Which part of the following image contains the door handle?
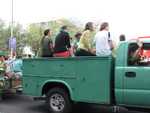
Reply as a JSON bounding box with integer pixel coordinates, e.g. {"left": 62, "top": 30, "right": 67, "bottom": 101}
{"left": 125, "top": 72, "right": 136, "bottom": 78}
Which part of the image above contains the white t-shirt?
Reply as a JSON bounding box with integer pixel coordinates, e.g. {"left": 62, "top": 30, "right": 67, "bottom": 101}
{"left": 94, "top": 31, "right": 111, "bottom": 56}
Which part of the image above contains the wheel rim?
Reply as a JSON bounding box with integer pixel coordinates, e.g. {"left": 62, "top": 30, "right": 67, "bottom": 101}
{"left": 50, "top": 93, "right": 65, "bottom": 112}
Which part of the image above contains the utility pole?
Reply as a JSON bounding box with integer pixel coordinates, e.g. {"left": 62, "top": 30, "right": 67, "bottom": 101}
{"left": 11, "top": 0, "right": 14, "bottom": 38}
{"left": 10, "top": 0, "right": 15, "bottom": 58}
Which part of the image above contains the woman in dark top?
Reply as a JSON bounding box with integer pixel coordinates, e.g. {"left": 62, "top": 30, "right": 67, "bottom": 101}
{"left": 54, "top": 26, "right": 72, "bottom": 57}
{"left": 41, "top": 29, "right": 53, "bottom": 57}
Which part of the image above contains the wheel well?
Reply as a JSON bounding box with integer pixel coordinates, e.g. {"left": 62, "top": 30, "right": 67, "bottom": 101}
{"left": 42, "top": 82, "right": 71, "bottom": 98}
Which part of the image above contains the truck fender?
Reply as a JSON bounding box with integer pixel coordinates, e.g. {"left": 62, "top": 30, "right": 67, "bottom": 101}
{"left": 41, "top": 80, "right": 73, "bottom": 100}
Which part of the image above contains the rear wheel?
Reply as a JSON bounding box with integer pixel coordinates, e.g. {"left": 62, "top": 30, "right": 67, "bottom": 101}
{"left": 46, "top": 87, "right": 72, "bottom": 113}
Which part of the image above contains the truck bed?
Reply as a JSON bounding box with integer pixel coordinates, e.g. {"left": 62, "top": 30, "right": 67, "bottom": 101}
{"left": 23, "top": 56, "right": 113, "bottom": 104}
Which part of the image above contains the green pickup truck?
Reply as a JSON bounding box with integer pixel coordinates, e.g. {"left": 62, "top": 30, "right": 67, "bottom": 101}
{"left": 23, "top": 39, "right": 150, "bottom": 113}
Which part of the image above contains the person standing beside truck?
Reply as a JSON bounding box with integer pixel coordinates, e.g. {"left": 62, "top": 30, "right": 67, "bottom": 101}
{"left": 54, "top": 26, "right": 72, "bottom": 57}
{"left": 94, "top": 22, "right": 114, "bottom": 56}
{"left": 41, "top": 29, "right": 53, "bottom": 57}
{"left": 75, "top": 22, "right": 95, "bottom": 56}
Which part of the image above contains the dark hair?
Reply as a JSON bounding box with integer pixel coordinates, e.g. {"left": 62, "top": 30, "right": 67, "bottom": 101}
{"left": 100, "top": 22, "right": 109, "bottom": 31}
{"left": 84, "top": 22, "right": 93, "bottom": 31}
{"left": 44, "top": 29, "right": 50, "bottom": 36}
{"left": 75, "top": 32, "right": 82, "bottom": 38}
{"left": 119, "top": 34, "right": 126, "bottom": 41}
{"left": 61, "top": 25, "right": 67, "bottom": 30}
{"left": 41, "top": 29, "right": 50, "bottom": 44}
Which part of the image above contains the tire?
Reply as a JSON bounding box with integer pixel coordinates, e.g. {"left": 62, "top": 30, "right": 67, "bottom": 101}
{"left": 46, "top": 87, "right": 72, "bottom": 113}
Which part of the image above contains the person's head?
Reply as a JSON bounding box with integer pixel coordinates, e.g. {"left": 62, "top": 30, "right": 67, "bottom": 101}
{"left": 44, "top": 29, "right": 51, "bottom": 37}
{"left": 137, "top": 40, "right": 143, "bottom": 48}
{"left": 75, "top": 32, "right": 82, "bottom": 40}
{"left": 84, "top": 22, "right": 94, "bottom": 31}
{"left": 61, "top": 25, "right": 68, "bottom": 32}
{"left": 119, "top": 34, "right": 126, "bottom": 41}
{"left": 100, "top": 22, "right": 109, "bottom": 31}
{"left": 28, "top": 54, "right": 32, "bottom": 58}
{"left": 41, "top": 29, "right": 51, "bottom": 44}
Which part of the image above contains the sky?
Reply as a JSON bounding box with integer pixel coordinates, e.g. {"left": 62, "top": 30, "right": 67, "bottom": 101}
{"left": 0, "top": 0, "right": 150, "bottom": 41}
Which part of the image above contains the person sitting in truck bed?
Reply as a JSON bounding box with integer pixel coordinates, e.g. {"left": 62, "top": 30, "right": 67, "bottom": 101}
{"left": 94, "top": 22, "right": 114, "bottom": 56}
{"left": 54, "top": 26, "right": 72, "bottom": 57}
{"left": 72, "top": 32, "right": 82, "bottom": 54}
{"left": 75, "top": 22, "right": 95, "bottom": 56}
{"left": 41, "top": 29, "right": 53, "bottom": 57}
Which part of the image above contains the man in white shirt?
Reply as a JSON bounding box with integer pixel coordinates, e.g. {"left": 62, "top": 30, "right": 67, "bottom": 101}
{"left": 94, "top": 22, "right": 113, "bottom": 56}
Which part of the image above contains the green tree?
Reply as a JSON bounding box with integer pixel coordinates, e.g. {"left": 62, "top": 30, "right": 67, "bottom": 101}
{"left": 27, "top": 18, "right": 82, "bottom": 56}
{"left": 0, "top": 18, "right": 83, "bottom": 56}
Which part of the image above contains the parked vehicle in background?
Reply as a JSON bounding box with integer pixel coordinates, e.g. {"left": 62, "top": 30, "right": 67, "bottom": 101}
{"left": 0, "top": 51, "right": 22, "bottom": 99}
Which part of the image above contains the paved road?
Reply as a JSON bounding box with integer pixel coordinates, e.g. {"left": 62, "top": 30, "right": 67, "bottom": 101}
{"left": 0, "top": 94, "right": 149, "bottom": 113}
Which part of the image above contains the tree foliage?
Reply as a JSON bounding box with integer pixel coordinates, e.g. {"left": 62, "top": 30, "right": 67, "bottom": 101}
{"left": 0, "top": 18, "right": 82, "bottom": 56}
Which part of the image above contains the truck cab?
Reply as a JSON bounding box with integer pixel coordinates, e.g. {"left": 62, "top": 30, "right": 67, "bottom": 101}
{"left": 115, "top": 39, "right": 150, "bottom": 107}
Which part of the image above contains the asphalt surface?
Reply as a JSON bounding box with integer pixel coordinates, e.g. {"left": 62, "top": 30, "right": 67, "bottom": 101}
{"left": 0, "top": 94, "right": 150, "bottom": 113}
